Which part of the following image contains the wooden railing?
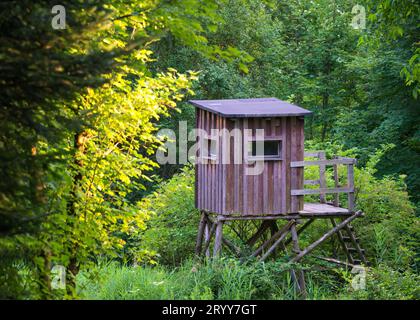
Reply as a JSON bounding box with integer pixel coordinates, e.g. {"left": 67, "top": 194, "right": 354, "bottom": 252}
{"left": 291, "top": 151, "right": 356, "bottom": 212}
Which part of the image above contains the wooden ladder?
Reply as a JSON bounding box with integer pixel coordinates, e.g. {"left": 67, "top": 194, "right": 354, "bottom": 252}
{"left": 331, "top": 218, "right": 368, "bottom": 266}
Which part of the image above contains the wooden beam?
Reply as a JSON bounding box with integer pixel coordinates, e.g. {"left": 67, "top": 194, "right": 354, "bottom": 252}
{"left": 304, "top": 179, "right": 320, "bottom": 186}
{"left": 333, "top": 160, "right": 339, "bottom": 207}
{"left": 316, "top": 256, "right": 356, "bottom": 268}
{"left": 195, "top": 211, "right": 207, "bottom": 255}
{"left": 291, "top": 211, "right": 363, "bottom": 263}
{"left": 213, "top": 221, "right": 224, "bottom": 257}
{"left": 330, "top": 218, "right": 355, "bottom": 264}
{"left": 218, "top": 212, "right": 352, "bottom": 221}
{"left": 252, "top": 221, "right": 294, "bottom": 258}
{"left": 284, "top": 218, "right": 314, "bottom": 246}
{"left": 259, "top": 223, "right": 293, "bottom": 261}
{"left": 347, "top": 164, "right": 355, "bottom": 212}
{"left": 343, "top": 223, "right": 368, "bottom": 265}
{"left": 222, "top": 238, "right": 240, "bottom": 256}
{"left": 202, "top": 222, "right": 216, "bottom": 255}
{"left": 318, "top": 151, "right": 326, "bottom": 203}
{"left": 290, "top": 223, "right": 307, "bottom": 297}
{"left": 246, "top": 220, "right": 272, "bottom": 246}
{"left": 291, "top": 187, "right": 353, "bottom": 196}
{"left": 291, "top": 158, "right": 356, "bottom": 167}
{"left": 304, "top": 151, "right": 323, "bottom": 157}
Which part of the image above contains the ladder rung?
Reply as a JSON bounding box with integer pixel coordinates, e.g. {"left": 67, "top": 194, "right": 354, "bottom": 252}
{"left": 343, "top": 236, "right": 359, "bottom": 242}
{"left": 347, "top": 247, "right": 365, "bottom": 253}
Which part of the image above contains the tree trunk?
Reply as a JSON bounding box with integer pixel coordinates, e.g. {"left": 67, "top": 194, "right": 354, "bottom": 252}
{"left": 66, "top": 131, "right": 88, "bottom": 295}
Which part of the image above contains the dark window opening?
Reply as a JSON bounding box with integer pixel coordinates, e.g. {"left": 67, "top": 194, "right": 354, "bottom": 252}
{"left": 203, "top": 138, "right": 217, "bottom": 160}
{"left": 248, "top": 140, "right": 282, "bottom": 160}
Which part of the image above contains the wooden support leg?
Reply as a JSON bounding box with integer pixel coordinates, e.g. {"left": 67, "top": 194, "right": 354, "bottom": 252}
{"left": 252, "top": 221, "right": 294, "bottom": 259}
{"left": 195, "top": 211, "right": 207, "bottom": 256}
{"left": 284, "top": 218, "right": 314, "bottom": 247}
{"left": 203, "top": 222, "right": 216, "bottom": 257}
{"left": 259, "top": 224, "right": 291, "bottom": 261}
{"left": 269, "top": 221, "right": 279, "bottom": 258}
{"left": 204, "top": 220, "right": 211, "bottom": 257}
{"left": 246, "top": 220, "right": 272, "bottom": 247}
{"left": 290, "top": 222, "right": 307, "bottom": 298}
{"left": 291, "top": 211, "right": 363, "bottom": 263}
{"left": 213, "top": 221, "right": 224, "bottom": 257}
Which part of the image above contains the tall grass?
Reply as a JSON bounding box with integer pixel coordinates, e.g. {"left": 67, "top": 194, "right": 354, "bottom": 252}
{"left": 77, "top": 259, "right": 337, "bottom": 300}
{"left": 77, "top": 258, "right": 419, "bottom": 300}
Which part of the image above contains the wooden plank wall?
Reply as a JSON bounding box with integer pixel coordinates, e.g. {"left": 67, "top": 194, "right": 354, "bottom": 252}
{"left": 196, "top": 108, "right": 224, "bottom": 213}
{"left": 195, "top": 109, "right": 305, "bottom": 215}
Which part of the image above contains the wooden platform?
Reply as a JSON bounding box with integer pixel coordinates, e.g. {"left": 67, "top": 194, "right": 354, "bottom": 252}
{"left": 299, "top": 203, "right": 351, "bottom": 214}
{"left": 213, "top": 203, "right": 353, "bottom": 221}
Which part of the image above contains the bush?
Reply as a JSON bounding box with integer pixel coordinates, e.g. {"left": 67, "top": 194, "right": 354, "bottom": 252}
{"left": 337, "top": 264, "right": 420, "bottom": 300}
{"left": 139, "top": 166, "right": 200, "bottom": 265}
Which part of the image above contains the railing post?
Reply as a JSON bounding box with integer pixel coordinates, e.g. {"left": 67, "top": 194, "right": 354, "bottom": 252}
{"left": 347, "top": 163, "right": 355, "bottom": 212}
{"left": 333, "top": 156, "right": 339, "bottom": 207}
{"left": 318, "top": 151, "right": 326, "bottom": 203}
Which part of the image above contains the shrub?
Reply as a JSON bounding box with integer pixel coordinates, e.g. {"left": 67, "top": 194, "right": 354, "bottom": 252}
{"left": 139, "top": 166, "right": 200, "bottom": 265}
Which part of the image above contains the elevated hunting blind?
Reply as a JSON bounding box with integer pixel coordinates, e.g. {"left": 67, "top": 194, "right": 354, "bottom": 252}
{"left": 189, "top": 97, "right": 367, "bottom": 297}
{"left": 190, "top": 97, "right": 311, "bottom": 215}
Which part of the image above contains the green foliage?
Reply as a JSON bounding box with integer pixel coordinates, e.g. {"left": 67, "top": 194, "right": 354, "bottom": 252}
{"left": 365, "top": 0, "right": 420, "bottom": 97}
{"left": 337, "top": 264, "right": 420, "bottom": 300}
{"left": 78, "top": 258, "right": 419, "bottom": 300}
{"left": 77, "top": 259, "right": 326, "bottom": 300}
{"left": 0, "top": 0, "right": 246, "bottom": 298}
{"left": 139, "top": 166, "right": 199, "bottom": 265}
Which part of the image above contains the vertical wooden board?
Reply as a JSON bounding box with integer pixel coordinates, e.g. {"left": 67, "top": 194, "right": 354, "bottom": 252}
{"left": 201, "top": 109, "right": 206, "bottom": 210}
{"left": 222, "top": 117, "right": 227, "bottom": 214}
{"left": 253, "top": 117, "right": 260, "bottom": 214}
{"left": 262, "top": 119, "right": 269, "bottom": 213}
{"left": 297, "top": 117, "right": 305, "bottom": 210}
{"left": 290, "top": 116, "right": 298, "bottom": 213}
{"left": 233, "top": 119, "right": 240, "bottom": 213}
{"left": 259, "top": 119, "right": 265, "bottom": 214}
{"left": 268, "top": 119, "right": 276, "bottom": 214}
{"left": 225, "top": 118, "right": 234, "bottom": 213}
{"left": 195, "top": 108, "right": 198, "bottom": 208}
{"left": 210, "top": 112, "right": 215, "bottom": 212}
{"left": 286, "top": 117, "right": 292, "bottom": 213}
{"left": 238, "top": 118, "right": 244, "bottom": 214}
{"left": 196, "top": 108, "right": 200, "bottom": 209}
{"left": 281, "top": 117, "right": 287, "bottom": 213}
{"left": 218, "top": 114, "right": 223, "bottom": 214}
{"left": 214, "top": 114, "right": 218, "bottom": 213}
{"left": 242, "top": 118, "right": 248, "bottom": 215}
{"left": 205, "top": 110, "right": 210, "bottom": 211}
{"left": 247, "top": 118, "right": 255, "bottom": 215}
{"left": 199, "top": 109, "right": 204, "bottom": 210}
{"left": 273, "top": 160, "right": 280, "bottom": 213}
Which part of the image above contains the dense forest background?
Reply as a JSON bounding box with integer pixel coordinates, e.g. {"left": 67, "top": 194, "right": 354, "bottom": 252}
{"left": 0, "top": 0, "right": 419, "bottom": 299}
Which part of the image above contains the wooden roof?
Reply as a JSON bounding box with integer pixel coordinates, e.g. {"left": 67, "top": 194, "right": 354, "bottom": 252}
{"left": 189, "top": 97, "right": 312, "bottom": 118}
